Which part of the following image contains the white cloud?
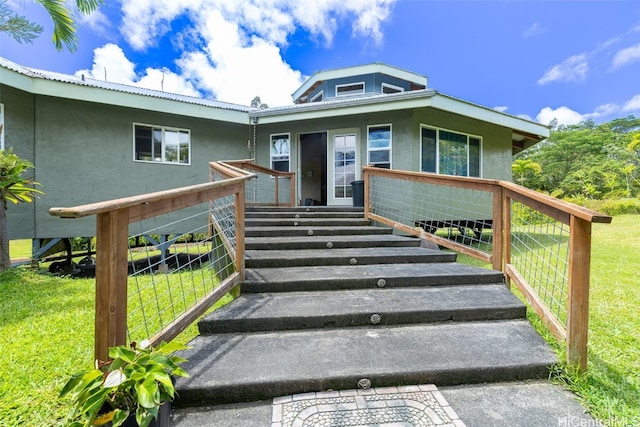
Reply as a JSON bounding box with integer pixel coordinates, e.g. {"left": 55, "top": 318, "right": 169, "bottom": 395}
{"left": 536, "top": 106, "right": 585, "bottom": 126}
{"left": 536, "top": 94, "right": 640, "bottom": 126}
{"left": 611, "top": 43, "right": 640, "bottom": 70}
{"left": 622, "top": 94, "right": 640, "bottom": 112}
{"left": 75, "top": 43, "right": 200, "bottom": 97}
{"left": 493, "top": 106, "right": 509, "bottom": 113}
{"left": 109, "top": 0, "right": 395, "bottom": 105}
{"left": 523, "top": 22, "right": 544, "bottom": 38}
{"left": 537, "top": 54, "right": 589, "bottom": 85}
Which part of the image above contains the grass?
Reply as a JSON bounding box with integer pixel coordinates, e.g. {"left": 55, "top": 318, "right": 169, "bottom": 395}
{"left": 0, "top": 267, "right": 230, "bottom": 426}
{"left": 9, "top": 239, "right": 32, "bottom": 260}
{"left": 455, "top": 214, "right": 640, "bottom": 426}
{"left": 2, "top": 215, "right": 638, "bottom": 426}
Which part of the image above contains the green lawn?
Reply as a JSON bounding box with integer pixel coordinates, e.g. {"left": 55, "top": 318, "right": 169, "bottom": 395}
{"left": 9, "top": 239, "right": 32, "bottom": 261}
{"left": 1, "top": 215, "right": 638, "bottom": 426}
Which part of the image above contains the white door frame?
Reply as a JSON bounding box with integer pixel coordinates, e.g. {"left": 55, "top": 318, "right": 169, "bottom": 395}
{"left": 328, "top": 128, "right": 361, "bottom": 206}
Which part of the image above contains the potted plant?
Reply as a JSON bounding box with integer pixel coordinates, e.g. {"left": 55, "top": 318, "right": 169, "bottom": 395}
{"left": 60, "top": 340, "right": 190, "bottom": 427}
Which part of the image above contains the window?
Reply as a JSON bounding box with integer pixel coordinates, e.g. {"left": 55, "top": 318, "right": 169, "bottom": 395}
{"left": 310, "top": 91, "right": 323, "bottom": 102}
{"left": 367, "top": 124, "right": 391, "bottom": 169}
{"left": 271, "top": 133, "right": 290, "bottom": 172}
{"left": 382, "top": 83, "right": 403, "bottom": 94}
{"left": 421, "top": 126, "right": 482, "bottom": 177}
{"left": 134, "top": 124, "right": 190, "bottom": 165}
{"left": 0, "top": 104, "right": 4, "bottom": 150}
{"left": 336, "top": 82, "right": 365, "bottom": 97}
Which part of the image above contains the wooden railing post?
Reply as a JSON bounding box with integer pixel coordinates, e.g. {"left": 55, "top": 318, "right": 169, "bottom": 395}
{"left": 95, "top": 208, "right": 129, "bottom": 361}
{"left": 502, "top": 193, "right": 512, "bottom": 288}
{"left": 233, "top": 186, "right": 245, "bottom": 298}
{"left": 567, "top": 215, "right": 592, "bottom": 371}
{"left": 363, "top": 169, "right": 370, "bottom": 218}
{"left": 492, "top": 185, "right": 503, "bottom": 272}
{"left": 274, "top": 174, "right": 279, "bottom": 206}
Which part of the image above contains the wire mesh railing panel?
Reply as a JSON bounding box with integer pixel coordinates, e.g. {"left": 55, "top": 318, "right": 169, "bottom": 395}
{"left": 126, "top": 201, "right": 236, "bottom": 344}
{"left": 277, "top": 176, "right": 293, "bottom": 205}
{"left": 368, "top": 174, "right": 495, "bottom": 255}
{"left": 510, "top": 201, "right": 570, "bottom": 326}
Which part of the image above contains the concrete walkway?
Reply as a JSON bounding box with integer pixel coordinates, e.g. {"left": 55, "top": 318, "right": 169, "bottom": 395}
{"left": 172, "top": 380, "right": 599, "bottom": 426}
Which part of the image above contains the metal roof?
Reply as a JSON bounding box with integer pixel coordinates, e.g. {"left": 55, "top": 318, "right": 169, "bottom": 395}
{"left": 0, "top": 57, "right": 251, "bottom": 113}
{"left": 0, "top": 56, "right": 548, "bottom": 146}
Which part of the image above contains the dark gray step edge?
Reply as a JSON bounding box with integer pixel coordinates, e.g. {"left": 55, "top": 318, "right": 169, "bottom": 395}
{"left": 245, "top": 219, "right": 371, "bottom": 227}
{"left": 245, "top": 249, "right": 456, "bottom": 268}
{"left": 242, "top": 264, "right": 505, "bottom": 293}
{"left": 245, "top": 235, "right": 422, "bottom": 250}
{"left": 246, "top": 207, "right": 364, "bottom": 213}
{"left": 245, "top": 212, "right": 365, "bottom": 219}
{"left": 198, "top": 285, "right": 525, "bottom": 334}
{"left": 245, "top": 227, "right": 393, "bottom": 237}
{"left": 175, "top": 320, "right": 556, "bottom": 407}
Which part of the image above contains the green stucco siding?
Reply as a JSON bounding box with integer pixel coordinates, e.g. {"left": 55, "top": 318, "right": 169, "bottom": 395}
{"left": 25, "top": 96, "right": 247, "bottom": 238}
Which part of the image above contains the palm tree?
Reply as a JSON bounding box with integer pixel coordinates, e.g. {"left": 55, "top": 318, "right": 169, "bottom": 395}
{"left": 0, "top": 147, "right": 44, "bottom": 272}
{"left": 0, "top": 0, "right": 103, "bottom": 51}
{"left": 512, "top": 159, "right": 542, "bottom": 186}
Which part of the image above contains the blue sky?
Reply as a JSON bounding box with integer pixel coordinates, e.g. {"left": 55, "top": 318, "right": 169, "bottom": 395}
{"left": 2, "top": 0, "right": 640, "bottom": 126}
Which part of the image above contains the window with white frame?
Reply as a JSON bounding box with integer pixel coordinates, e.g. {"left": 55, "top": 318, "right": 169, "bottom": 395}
{"left": 336, "top": 82, "right": 364, "bottom": 97}
{"left": 271, "top": 133, "right": 290, "bottom": 171}
{"left": 367, "top": 124, "right": 392, "bottom": 169}
{"left": 134, "top": 123, "right": 190, "bottom": 164}
{"left": 421, "top": 125, "right": 481, "bottom": 177}
{"left": 0, "top": 104, "right": 4, "bottom": 150}
{"left": 310, "top": 91, "right": 323, "bottom": 102}
{"left": 382, "top": 83, "right": 403, "bottom": 94}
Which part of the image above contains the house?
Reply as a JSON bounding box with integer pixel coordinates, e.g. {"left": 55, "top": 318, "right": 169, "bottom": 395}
{"left": 0, "top": 58, "right": 548, "bottom": 247}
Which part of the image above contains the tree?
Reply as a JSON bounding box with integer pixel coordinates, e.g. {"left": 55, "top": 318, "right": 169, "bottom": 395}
{"left": 515, "top": 116, "right": 640, "bottom": 198}
{"left": 511, "top": 158, "right": 542, "bottom": 187}
{"left": 0, "top": 147, "right": 44, "bottom": 272}
{"left": 0, "top": 0, "right": 103, "bottom": 51}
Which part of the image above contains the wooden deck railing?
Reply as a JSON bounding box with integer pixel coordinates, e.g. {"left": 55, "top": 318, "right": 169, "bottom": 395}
{"left": 226, "top": 159, "right": 295, "bottom": 206}
{"left": 50, "top": 162, "right": 254, "bottom": 361}
{"left": 363, "top": 166, "right": 612, "bottom": 371}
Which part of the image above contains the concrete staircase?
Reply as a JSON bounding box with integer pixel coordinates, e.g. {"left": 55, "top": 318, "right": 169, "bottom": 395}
{"left": 175, "top": 206, "right": 556, "bottom": 408}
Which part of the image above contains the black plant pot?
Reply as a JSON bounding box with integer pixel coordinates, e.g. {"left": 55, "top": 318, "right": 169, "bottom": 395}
{"left": 112, "top": 402, "right": 171, "bottom": 427}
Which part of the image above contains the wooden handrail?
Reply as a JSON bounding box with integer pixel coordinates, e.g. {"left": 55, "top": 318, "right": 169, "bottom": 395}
{"left": 363, "top": 166, "right": 612, "bottom": 371}
{"left": 49, "top": 176, "right": 252, "bottom": 219}
{"left": 49, "top": 164, "right": 254, "bottom": 361}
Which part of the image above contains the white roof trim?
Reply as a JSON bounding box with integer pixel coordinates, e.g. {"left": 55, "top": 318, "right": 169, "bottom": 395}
{"left": 0, "top": 57, "right": 251, "bottom": 124}
{"left": 255, "top": 89, "right": 549, "bottom": 139}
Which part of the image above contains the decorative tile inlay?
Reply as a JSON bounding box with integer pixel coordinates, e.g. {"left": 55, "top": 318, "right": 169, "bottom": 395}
{"left": 271, "top": 384, "right": 465, "bottom": 427}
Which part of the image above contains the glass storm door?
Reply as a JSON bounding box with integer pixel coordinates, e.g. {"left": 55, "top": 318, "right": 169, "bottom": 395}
{"left": 329, "top": 132, "right": 359, "bottom": 205}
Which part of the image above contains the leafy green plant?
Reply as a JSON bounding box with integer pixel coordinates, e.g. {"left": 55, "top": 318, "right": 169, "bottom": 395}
{"left": 0, "top": 147, "right": 44, "bottom": 271}
{"left": 60, "top": 341, "right": 190, "bottom": 427}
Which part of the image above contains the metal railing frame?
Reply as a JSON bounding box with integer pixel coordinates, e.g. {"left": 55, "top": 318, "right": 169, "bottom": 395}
{"left": 49, "top": 162, "right": 256, "bottom": 361}
{"left": 363, "top": 166, "right": 612, "bottom": 371}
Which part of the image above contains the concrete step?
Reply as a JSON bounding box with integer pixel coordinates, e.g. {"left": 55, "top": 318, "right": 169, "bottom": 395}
{"left": 243, "top": 262, "right": 504, "bottom": 292}
{"left": 246, "top": 206, "right": 364, "bottom": 213}
{"left": 244, "top": 225, "right": 393, "bottom": 237}
{"left": 245, "top": 217, "right": 371, "bottom": 227}
{"left": 175, "top": 319, "right": 557, "bottom": 406}
{"left": 245, "top": 234, "right": 422, "bottom": 250}
{"left": 245, "top": 246, "right": 456, "bottom": 268}
{"left": 198, "top": 284, "right": 525, "bottom": 334}
{"left": 245, "top": 211, "right": 365, "bottom": 219}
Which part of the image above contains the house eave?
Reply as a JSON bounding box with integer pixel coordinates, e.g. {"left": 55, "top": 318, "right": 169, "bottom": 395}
{"left": 0, "top": 58, "right": 250, "bottom": 125}
{"left": 254, "top": 90, "right": 550, "bottom": 146}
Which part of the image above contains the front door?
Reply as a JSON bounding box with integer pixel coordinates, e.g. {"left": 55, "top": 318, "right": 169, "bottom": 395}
{"left": 299, "top": 132, "right": 327, "bottom": 206}
{"left": 328, "top": 129, "right": 360, "bottom": 206}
